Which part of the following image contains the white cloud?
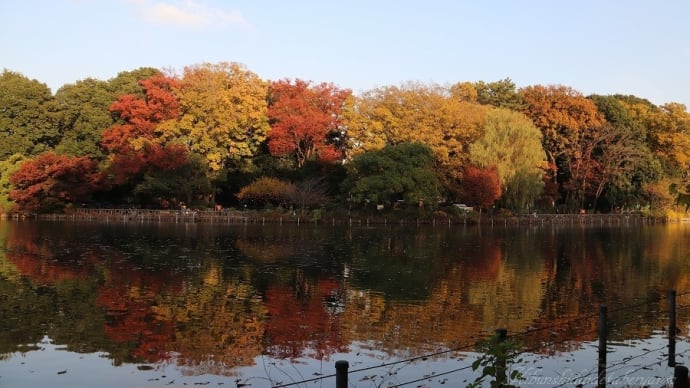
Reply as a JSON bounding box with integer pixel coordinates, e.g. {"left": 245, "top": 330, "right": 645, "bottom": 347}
{"left": 128, "top": 0, "right": 247, "bottom": 29}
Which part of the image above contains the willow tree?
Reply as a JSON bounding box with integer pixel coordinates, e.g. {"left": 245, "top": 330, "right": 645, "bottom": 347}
{"left": 157, "top": 62, "right": 271, "bottom": 189}
{"left": 469, "top": 108, "right": 546, "bottom": 211}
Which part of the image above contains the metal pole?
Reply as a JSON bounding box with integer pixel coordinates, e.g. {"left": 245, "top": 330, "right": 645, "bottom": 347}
{"left": 496, "top": 328, "right": 507, "bottom": 387}
{"left": 674, "top": 366, "right": 689, "bottom": 388}
{"left": 669, "top": 290, "right": 677, "bottom": 367}
{"left": 598, "top": 306, "right": 607, "bottom": 388}
{"left": 335, "top": 360, "right": 349, "bottom": 388}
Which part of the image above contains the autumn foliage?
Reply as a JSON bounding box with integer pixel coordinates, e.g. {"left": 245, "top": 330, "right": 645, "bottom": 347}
{"left": 9, "top": 152, "right": 106, "bottom": 212}
{"left": 236, "top": 177, "right": 296, "bottom": 207}
{"left": 461, "top": 165, "right": 501, "bottom": 210}
{"left": 267, "top": 79, "right": 351, "bottom": 167}
{"left": 101, "top": 74, "right": 179, "bottom": 154}
{"left": 3, "top": 61, "right": 690, "bottom": 214}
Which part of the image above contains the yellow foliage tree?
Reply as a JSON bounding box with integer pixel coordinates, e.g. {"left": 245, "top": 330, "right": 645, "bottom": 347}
{"left": 157, "top": 62, "right": 270, "bottom": 179}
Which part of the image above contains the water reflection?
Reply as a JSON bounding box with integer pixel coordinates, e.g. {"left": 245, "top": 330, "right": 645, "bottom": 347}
{"left": 1, "top": 221, "right": 690, "bottom": 385}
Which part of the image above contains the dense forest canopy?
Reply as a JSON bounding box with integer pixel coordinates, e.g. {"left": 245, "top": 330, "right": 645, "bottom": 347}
{"left": 1, "top": 64, "right": 689, "bottom": 216}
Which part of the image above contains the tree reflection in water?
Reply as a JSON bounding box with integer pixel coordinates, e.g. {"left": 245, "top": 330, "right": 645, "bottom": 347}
{"left": 0, "top": 221, "right": 689, "bottom": 385}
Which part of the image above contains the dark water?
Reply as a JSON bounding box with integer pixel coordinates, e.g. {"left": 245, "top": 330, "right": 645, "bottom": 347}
{"left": 1, "top": 220, "right": 690, "bottom": 387}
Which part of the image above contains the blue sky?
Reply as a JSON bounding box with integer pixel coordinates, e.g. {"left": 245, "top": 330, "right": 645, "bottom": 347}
{"left": 2, "top": 0, "right": 689, "bottom": 107}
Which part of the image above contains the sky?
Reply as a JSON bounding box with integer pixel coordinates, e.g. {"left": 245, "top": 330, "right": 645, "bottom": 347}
{"left": 1, "top": 0, "right": 689, "bottom": 107}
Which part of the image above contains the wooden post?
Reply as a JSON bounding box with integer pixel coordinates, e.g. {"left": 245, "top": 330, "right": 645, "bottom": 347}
{"left": 669, "top": 290, "right": 677, "bottom": 367}
{"left": 598, "top": 306, "right": 607, "bottom": 388}
{"left": 335, "top": 360, "right": 349, "bottom": 388}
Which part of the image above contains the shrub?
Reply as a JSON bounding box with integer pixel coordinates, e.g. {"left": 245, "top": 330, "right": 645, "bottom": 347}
{"left": 236, "top": 177, "right": 296, "bottom": 208}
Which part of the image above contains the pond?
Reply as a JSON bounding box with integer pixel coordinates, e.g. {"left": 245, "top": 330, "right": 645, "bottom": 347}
{"left": 1, "top": 220, "right": 690, "bottom": 387}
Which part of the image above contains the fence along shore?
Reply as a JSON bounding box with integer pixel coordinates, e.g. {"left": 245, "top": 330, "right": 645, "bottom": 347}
{"left": 3, "top": 208, "right": 682, "bottom": 225}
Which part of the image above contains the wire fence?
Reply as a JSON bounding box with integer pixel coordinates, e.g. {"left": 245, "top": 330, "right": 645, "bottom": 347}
{"left": 266, "top": 290, "right": 690, "bottom": 387}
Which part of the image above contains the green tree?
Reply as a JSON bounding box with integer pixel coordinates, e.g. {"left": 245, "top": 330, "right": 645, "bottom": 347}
{"left": 53, "top": 78, "right": 114, "bottom": 158}
{"left": 132, "top": 152, "right": 211, "bottom": 208}
{"left": 344, "top": 83, "right": 488, "bottom": 200}
{"left": 107, "top": 67, "right": 161, "bottom": 97}
{"left": 589, "top": 95, "right": 659, "bottom": 210}
{"left": 0, "top": 70, "right": 58, "bottom": 159}
{"left": 469, "top": 108, "right": 546, "bottom": 212}
{"left": 472, "top": 78, "right": 524, "bottom": 110}
{"left": 342, "top": 142, "right": 440, "bottom": 208}
{"left": 0, "top": 154, "right": 25, "bottom": 213}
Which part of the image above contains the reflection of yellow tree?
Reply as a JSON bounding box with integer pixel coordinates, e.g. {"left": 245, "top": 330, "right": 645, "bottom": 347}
{"left": 341, "top": 255, "right": 549, "bottom": 358}
{"left": 533, "top": 225, "right": 690, "bottom": 350}
{"left": 152, "top": 264, "right": 267, "bottom": 376}
{"left": 0, "top": 222, "right": 20, "bottom": 281}
{"left": 466, "top": 264, "right": 547, "bottom": 334}
{"left": 235, "top": 238, "right": 293, "bottom": 263}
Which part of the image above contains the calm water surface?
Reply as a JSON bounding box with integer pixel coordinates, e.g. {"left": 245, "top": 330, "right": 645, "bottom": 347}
{"left": 1, "top": 220, "right": 690, "bottom": 387}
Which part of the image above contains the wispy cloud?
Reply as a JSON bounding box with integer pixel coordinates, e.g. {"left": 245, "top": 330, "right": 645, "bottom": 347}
{"left": 127, "top": 0, "right": 247, "bottom": 29}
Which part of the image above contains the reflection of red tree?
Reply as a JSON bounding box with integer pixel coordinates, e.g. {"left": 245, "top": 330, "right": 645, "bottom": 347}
{"left": 96, "top": 258, "right": 182, "bottom": 363}
{"left": 6, "top": 228, "right": 99, "bottom": 284}
{"left": 9, "top": 251, "right": 93, "bottom": 284}
{"left": 264, "top": 278, "right": 347, "bottom": 360}
{"left": 461, "top": 241, "right": 501, "bottom": 280}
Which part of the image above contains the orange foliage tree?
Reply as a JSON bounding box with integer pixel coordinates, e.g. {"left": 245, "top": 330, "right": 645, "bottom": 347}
{"left": 461, "top": 165, "right": 501, "bottom": 213}
{"left": 267, "top": 79, "right": 351, "bottom": 168}
{"left": 101, "top": 74, "right": 180, "bottom": 154}
{"left": 9, "top": 152, "right": 106, "bottom": 212}
{"left": 520, "top": 85, "right": 605, "bottom": 209}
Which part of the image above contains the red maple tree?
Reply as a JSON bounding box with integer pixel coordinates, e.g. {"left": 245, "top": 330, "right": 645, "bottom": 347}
{"left": 101, "top": 73, "right": 190, "bottom": 186}
{"left": 461, "top": 165, "right": 501, "bottom": 211}
{"left": 101, "top": 74, "right": 179, "bottom": 153}
{"left": 9, "top": 152, "right": 107, "bottom": 212}
{"left": 267, "top": 79, "right": 351, "bottom": 167}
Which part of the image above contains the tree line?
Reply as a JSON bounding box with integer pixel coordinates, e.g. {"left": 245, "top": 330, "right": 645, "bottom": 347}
{"left": 0, "top": 62, "right": 689, "bottom": 216}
